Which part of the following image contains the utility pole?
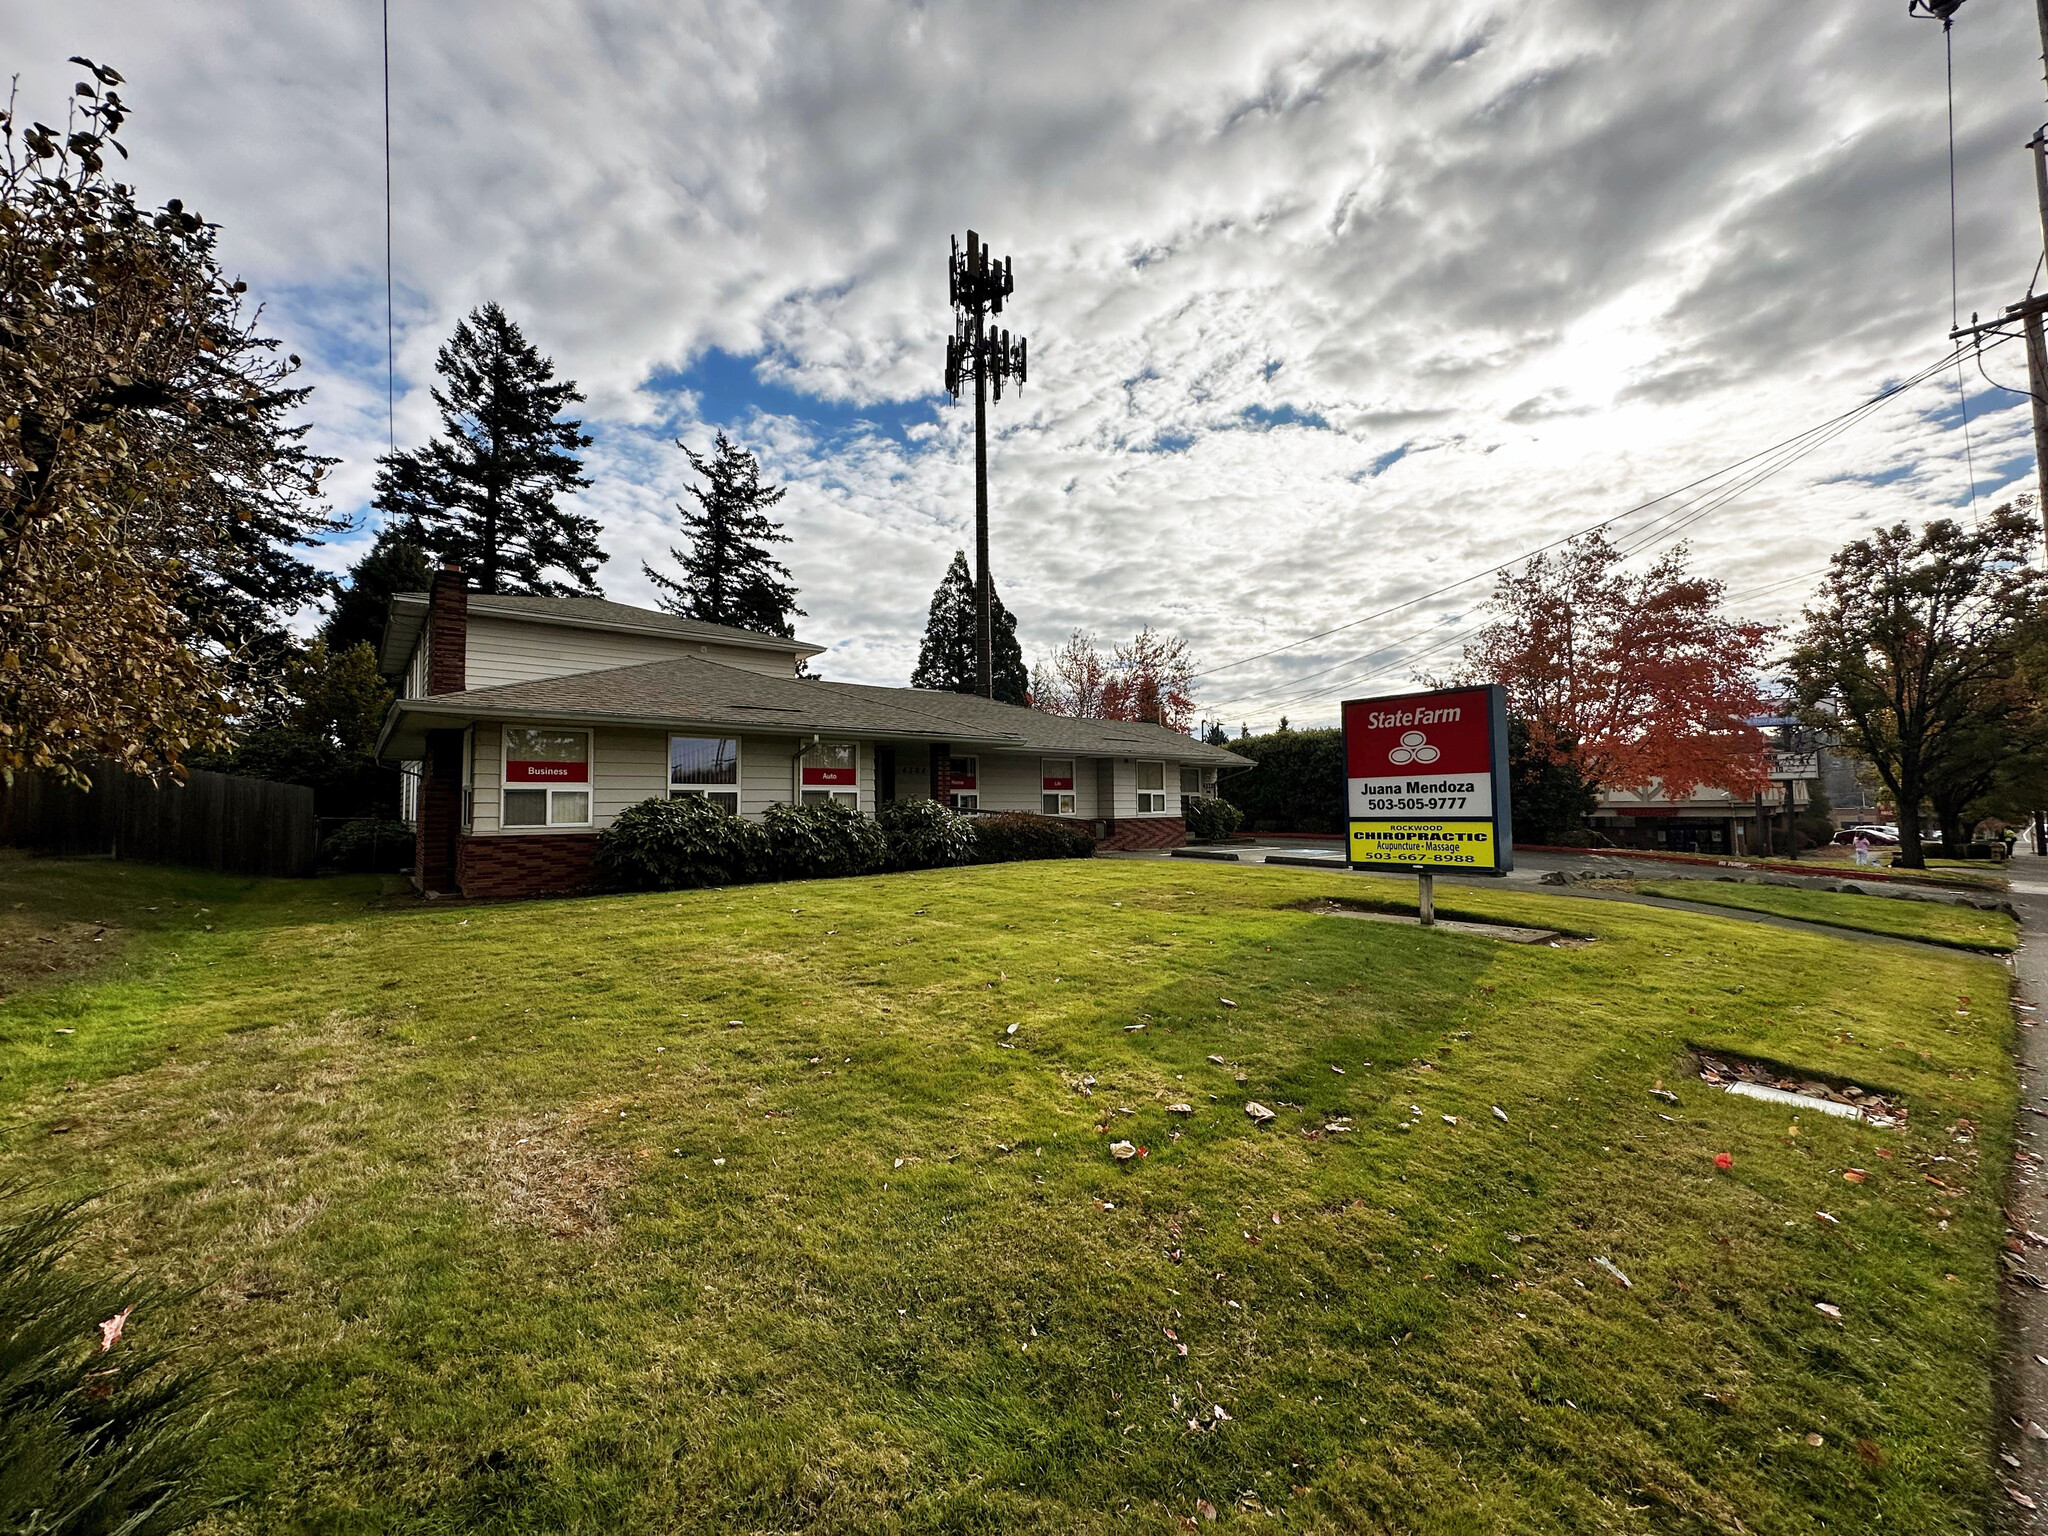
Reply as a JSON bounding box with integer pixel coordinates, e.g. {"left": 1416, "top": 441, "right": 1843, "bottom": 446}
{"left": 1930, "top": 0, "right": 2048, "bottom": 554}
{"left": 944, "top": 231, "right": 1028, "bottom": 698}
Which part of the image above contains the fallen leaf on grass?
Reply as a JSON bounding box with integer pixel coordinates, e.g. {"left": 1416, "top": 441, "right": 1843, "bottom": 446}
{"left": 1492, "top": 1106, "right": 1509, "bottom": 1123}
{"left": 1207, "top": 1055, "right": 1227, "bottom": 1066}
{"left": 1805, "top": 1432, "right": 1824, "bottom": 1447}
{"left": 1856, "top": 1439, "right": 1886, "bottom": 1468}
{"left": 1592, "top": 1257, "right": 1632, "bottom": 1290}
{"left": 97, "top": 1306, "right": 132, "bottom": 1353}
{"left": 1815, "top": 1302, "right": 1842, "bottom": 1320}
{"left": 1245, "top": 1101, "right": 1276, "bottom": 1125}
{"left": 1110, "top": 1141, "right": 1137, "bottom": 1161}
{"left": 2012, "top": 1489, "right": 2039, "bottom": 1510}
{"left": 1219, "top": 999, "right": 1237, "bottom": 1011}
{"left": 1843, "top": 1169, "right": 1868, "bottom": 1184}
{"left": 1714, "top": 1153, "right": 1734, "bottom": 1170}
{"left": 1195, "top": 1499, "right": 1218, "bottom": 1521}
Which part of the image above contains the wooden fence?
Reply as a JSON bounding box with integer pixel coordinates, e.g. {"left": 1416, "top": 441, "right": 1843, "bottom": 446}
{"left": 1, "top": 762, "right": 318, "bottom": 878}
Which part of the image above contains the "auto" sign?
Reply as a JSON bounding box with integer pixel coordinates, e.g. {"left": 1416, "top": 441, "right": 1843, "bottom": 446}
{"left": 1340, "top": 684, "right": 1512, "bottom": 873}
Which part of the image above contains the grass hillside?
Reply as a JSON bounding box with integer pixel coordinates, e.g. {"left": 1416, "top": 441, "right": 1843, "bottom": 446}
{"left": 0, "top": 854, "right": 2015, "bottom": 1533}
{"left": 1635, "top": 878, "right": 2019, "bottom": 953}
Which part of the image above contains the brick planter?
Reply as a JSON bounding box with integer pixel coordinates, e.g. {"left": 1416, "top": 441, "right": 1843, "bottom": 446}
{"left": 1099, "top": 817, "right": 1186, "bottom": 852}
{"left": 457, "top": 833, "right": 600, "bottom": 899}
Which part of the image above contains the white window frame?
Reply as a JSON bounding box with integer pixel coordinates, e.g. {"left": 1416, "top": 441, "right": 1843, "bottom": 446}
{"left": 799, "top": 740, "right": 860, "bottom": 810}
{"left": 948, "top": 753, "right": 979, "bottom": 812}
{"left": 501, "top": 726, "right": 592, "bottom": 830}
{"left": 1041, "top": 757, "right": 1077, "bottom": 817}
{"left": 671, "top": 735, "right": 742, "bottom": 814}
{"left": 1135, "top": 760, "right": 1168, "bottom": 815}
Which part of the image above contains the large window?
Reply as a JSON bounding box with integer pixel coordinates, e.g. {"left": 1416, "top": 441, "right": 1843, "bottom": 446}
{"left": 1041, "top": 758, "right": 1076, "bottom": 817}
{"left": 1180, "top": 765, "right": 1202, "bottom": 798}
{"left": 1135, "top": 760, "right": 1167, "bottom": 814}
{"left": 671, "top": 736, "right": 740, "bottom": 813}
{"left": 503, "top": 728, "right": 591, "bottom": 828}
{"left": 801, "top": 741, "right": 859, "bottom": 808}
{"left": 948, "top": 754, "right": 979, "bottom": 811}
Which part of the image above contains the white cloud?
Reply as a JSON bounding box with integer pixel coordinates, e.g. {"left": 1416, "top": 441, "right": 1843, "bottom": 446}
{"left": 19, "top": 0, "right": 2044, "bottom": 724}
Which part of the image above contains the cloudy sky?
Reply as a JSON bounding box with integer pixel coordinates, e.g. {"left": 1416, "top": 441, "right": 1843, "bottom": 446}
{"left": 18, "top": 1, "right": 2048, "bottom": 727}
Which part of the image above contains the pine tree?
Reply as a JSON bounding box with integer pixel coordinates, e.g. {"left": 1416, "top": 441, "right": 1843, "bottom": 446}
{"left": 372, "top": 303, "right": 602, "bottom": 597}
{"left": 322, "top": 522, "right": 434, "bottom": 656}
{"left": 911, "top": 551, "right": 1028, "bottom": 704}
{"left": 641, "top": 433, "right": 804, "bottom": 638}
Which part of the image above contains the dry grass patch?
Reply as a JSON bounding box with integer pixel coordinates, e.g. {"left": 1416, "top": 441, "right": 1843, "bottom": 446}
{"left": 457, "top": 1105, "right": 643, "bottom": 1239}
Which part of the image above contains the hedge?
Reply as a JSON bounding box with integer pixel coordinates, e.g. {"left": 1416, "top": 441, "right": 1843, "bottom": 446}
{"left": 597, "top": 798, "right": 1097, "bottom": 892}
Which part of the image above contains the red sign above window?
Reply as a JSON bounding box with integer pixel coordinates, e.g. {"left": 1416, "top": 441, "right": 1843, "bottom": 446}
{"left": 1042, "top": 773, "right": 1073, "bottom": 791}
{"left": 506, "top": 759, "right": 588, "bottom": 783}
{"left": 801, "top": 766, "right": 857, "bottom": 786}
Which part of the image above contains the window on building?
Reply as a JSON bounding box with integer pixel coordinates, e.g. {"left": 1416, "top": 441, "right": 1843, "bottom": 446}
{"left": 503, "top": 727, "right": 591, "bottom": 827}
{"left": 1135, "top": 760, "right": 1167, "bottom": 814}
{"left": 1041, "top": 757, "right": 1076, "bottom": 816}
{"left": 948, "top": 754, "right": 979, "bottom": 811}
{"left": 1179, "top": 765, "right": 1202, "bottom": 798}
{"left": 671, "top": 736, "right": 741, "bottom": 813}
{"left": 801, "top": 741, "right": 859, "bottom": 808}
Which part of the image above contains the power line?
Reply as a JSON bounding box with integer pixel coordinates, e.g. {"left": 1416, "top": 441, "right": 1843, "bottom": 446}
{"left": 382, "top": 0, "right": 395, "bottom": 454}
{"left": 1204, "top": 343, "right": 1980, "bottom": 718}
{"left": 1185, "top": 342, "right": 1975, "bottom": 686}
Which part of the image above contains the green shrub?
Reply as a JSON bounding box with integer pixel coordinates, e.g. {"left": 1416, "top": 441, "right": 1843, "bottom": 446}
{"left": 970, "top": 813, "right": 1098, "bottom": 863}
{"left": 875, "top": 799, "right": 977, "bottom": 872}
{"left": 318, "top": 817, "right": 413, "bottom": 873}
{"left": 0, "top": 1189, "right": 212, "bottom": 1536}
{"left": 595, "top": 797, "right": 766, "bottom": 890}
{"left": 1182, "top": 796, "right": 1243, "bottom": 842}
{"left": 1216, "top": 727, "right": 1343, "bottom": 833}
{"left": 760, "top": 802, "right": 888, "bottom": 880}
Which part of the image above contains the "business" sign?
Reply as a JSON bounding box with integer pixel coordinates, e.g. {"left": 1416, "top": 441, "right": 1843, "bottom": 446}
{"left": 1341, "top": 684, "right": 1512, "bottom": 873}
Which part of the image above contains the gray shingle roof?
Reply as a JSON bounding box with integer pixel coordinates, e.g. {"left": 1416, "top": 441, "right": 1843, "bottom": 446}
{"left": 376, "top": 591, "right": 820, "bottom": 674}
{"left": 376, "top": 653, "right": 1250, "bottom": 766}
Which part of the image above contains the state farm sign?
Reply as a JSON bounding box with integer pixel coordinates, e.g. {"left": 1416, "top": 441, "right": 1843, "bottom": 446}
{"left": 1340, "top": 684, "right": 1512, "bottom": 873}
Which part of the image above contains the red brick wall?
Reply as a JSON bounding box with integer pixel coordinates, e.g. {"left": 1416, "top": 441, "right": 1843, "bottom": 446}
{"left": 1099, "top": 816, "right": 1186, "bottom": 851}
{"left": 458, "top": 833, "right": 599, "bottom": 899}
{"left": 426, "top": 566, "right": 467, "bottom": 695}
{"left": 416, "top": 729, "right": 465, "bottom": 893}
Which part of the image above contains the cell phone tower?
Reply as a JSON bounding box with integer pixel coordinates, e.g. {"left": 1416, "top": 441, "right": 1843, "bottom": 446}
{"left": 943, "top": 230, "right": 1027, "bottom": 699}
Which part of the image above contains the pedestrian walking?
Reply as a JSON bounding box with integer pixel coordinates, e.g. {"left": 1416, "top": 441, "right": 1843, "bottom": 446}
{"left": 1853, "top": 833, "right": 1870, "bottom": 867}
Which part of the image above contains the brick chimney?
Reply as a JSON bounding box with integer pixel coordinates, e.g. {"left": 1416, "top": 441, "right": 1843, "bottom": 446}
{"left": 426, "top": 564, "right": 468, "bottom": 695}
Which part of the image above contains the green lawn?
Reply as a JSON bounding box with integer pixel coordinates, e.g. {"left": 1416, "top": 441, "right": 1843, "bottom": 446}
{"left": 1635, "top": 879, "right": 2020, "bottom": 954}
{"left": 0, "top": 854, "right": 2017, "bottom": 1534}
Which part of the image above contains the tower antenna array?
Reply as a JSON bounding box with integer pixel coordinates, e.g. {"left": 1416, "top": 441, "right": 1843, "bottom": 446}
{"left": 943, "top": 230, "right": 1028, "bottom": 698}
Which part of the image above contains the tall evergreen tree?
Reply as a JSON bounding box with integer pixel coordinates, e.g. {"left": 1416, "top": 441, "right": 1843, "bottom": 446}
{"left": 372, "top": 303, "right": 602, "bottom": 597}
{"left": 642, "top": 433, "right": 803, "bottom": 638}
{"left": 321, "top": 521, "right": 434, "bottom": 657}
{"left": 912, "top": 551, "right": 1027, "bottom": 704}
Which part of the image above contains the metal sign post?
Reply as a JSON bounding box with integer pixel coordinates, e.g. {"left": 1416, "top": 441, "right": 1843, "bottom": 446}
{"left": 1341, "top": 685, "right": 1513, "bottom": 919}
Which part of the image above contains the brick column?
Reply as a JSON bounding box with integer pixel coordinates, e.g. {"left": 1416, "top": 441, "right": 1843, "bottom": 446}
{"left": 426, "top": 565, "right": 467, "bottom": 695}
{"left": 929, "top": 743, "right": 952, "bottom": 804}
{"left": 416, "top": 729, "right": 464, "bottom": 894}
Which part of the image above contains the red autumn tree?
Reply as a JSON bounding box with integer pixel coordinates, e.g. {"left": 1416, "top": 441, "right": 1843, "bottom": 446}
{"left": 1457, "top": 533, "right": 1773, "bottom": 797}
{"left": 1031, "top": 626, "right": 1198, "bottom": 733}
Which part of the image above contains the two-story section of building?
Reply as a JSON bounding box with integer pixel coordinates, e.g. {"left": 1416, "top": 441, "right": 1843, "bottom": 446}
{"left": 374, "top": 568, "right": 1249, "bottom": 898}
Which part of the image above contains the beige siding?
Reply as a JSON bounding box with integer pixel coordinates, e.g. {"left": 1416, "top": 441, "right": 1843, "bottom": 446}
{"left": 462, "top": 615, "right": 799, "bottom": 689}
{"left": 972, "top": 752, "right": 1100, "bottom": 819}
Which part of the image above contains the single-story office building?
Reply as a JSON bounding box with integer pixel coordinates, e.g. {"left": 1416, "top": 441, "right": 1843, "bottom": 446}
{"left": 374, "top": 569, "right": 1251, "bottom": 898}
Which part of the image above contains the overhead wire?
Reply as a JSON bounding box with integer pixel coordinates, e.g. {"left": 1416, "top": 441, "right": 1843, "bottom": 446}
{"left": 1186, "top": 340, "right": 1979, "bottom": 688}
{"left": 382, "top": 0, "right": 396, "bottom": 455}
{"left": 1944, "top": 15, "right": 1981, "bottom": 520}
{"left": 1204, "top": 346, "right": 1990, "bottom": 729}
{"left": 1207, "top": 341, "right": 1984, "bottom": 723}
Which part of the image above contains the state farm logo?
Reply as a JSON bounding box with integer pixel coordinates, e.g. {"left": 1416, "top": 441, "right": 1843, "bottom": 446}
{"left": 1386, "top": 730, "right": 1439, "bottom": 766}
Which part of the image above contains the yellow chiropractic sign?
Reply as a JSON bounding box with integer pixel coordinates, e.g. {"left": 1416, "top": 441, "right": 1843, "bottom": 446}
{"left": 1346, "top": 820, "right": 1498, "bottom": 869}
